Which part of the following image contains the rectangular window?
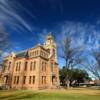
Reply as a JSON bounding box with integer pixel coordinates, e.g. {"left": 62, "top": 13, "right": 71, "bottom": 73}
{"left": 33, "top": 76, "right": 35, "bottom": 84}
{"left": 44, "top": 76, "right": 46, "bottom": 84}
{"left": 16, "top": 62, "right": 18, "bottom": 71}
{"left": 24, "top": 62, "right": 27, "bottom": 71}
{"left": 13, "top": 76, "right": 16, "bottom": 84}
{"left": 42, "top": 62, "right": 46, "bottom": 72}
{"left": 30, "top": 62, "right": 32, "bottom": 71}
{"left": 42, "top": 76, "right": 43, "bottom": 84}
{"left": 29, "top": 76, "right": 32, "bottom": 84}
{"left": 23, "top": 76, "right": 26, "bottom": 84}
{"left": 45, "top": 62, "right": 46, "bottom": 71}
{"left": 42, "top": 62, "right": 44, "bottom": 71}
{"left": 16, "top": 76, "right": 19, "bottom": 84}
{"left": 19, "top": 62, "right": 21, "bottom": 71}
{"left": 42, "top": 76, "right": 46, "bottom": 84}
{"left": 33, "top": 61, "right": 36, "bottom": 70}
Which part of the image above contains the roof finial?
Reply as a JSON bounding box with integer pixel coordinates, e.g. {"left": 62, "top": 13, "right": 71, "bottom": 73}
{"left": 47, "top": 32, "right": 53, "bottom": 39}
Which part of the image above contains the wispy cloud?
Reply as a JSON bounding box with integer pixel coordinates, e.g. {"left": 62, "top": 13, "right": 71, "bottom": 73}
{"left": 0, "top": 26, "right": 10, "bottom": 62}
{"left": 55, "top": 21, "right": 100, "bottom": 51}
{"left": 0, "top": 26, "right": 10, "bottom": 50}
{"left": 0, "top": 0, "right": 36, "bottom": 33}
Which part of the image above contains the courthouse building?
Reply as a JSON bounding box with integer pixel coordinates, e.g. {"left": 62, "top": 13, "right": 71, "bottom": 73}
{"left": 1, "top": 33, "right": 59, "bottom": 89}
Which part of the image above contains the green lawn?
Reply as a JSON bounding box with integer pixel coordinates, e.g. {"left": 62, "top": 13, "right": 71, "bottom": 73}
{"left": 0, "top": 88, "right": 100, "bottom": 100}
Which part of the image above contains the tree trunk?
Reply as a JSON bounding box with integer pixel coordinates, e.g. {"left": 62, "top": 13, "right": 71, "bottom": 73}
{"left": 66, "top": 79, "right": 70, "bottom": 89}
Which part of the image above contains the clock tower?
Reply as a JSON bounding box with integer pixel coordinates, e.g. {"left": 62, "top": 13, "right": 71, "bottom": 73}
{"left": 44, "top": 32, "right": 57, "bottom": 63}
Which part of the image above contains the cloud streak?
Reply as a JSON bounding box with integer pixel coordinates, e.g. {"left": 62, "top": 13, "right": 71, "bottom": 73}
{"left": 0, "top": 0, "right": 36, "bottom": 33}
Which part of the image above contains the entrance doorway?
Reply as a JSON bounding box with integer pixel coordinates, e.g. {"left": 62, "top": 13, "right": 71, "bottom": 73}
{"left": 52, "top": 75, "right": 57, "bottom": 85}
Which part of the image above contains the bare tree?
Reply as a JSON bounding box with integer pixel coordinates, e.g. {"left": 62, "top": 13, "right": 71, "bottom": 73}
{"left": 86, "top": 51, "right": 100, "bottom": 80}
{"left": 60, "top": 35, "right": 83, "bottom": 88}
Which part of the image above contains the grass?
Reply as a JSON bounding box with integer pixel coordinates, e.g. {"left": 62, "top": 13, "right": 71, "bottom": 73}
{"left": 0, "top": 88, "right": 100, "bottom": 100}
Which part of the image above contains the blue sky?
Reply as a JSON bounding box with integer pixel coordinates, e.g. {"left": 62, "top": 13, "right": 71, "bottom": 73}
{"left": 0, "top": 0, "right": 100, "bottom": 67}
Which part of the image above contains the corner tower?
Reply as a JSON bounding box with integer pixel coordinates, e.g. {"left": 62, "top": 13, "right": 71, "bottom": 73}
{"left": 44, "top": 33, "right": 57, "bottom": 63}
